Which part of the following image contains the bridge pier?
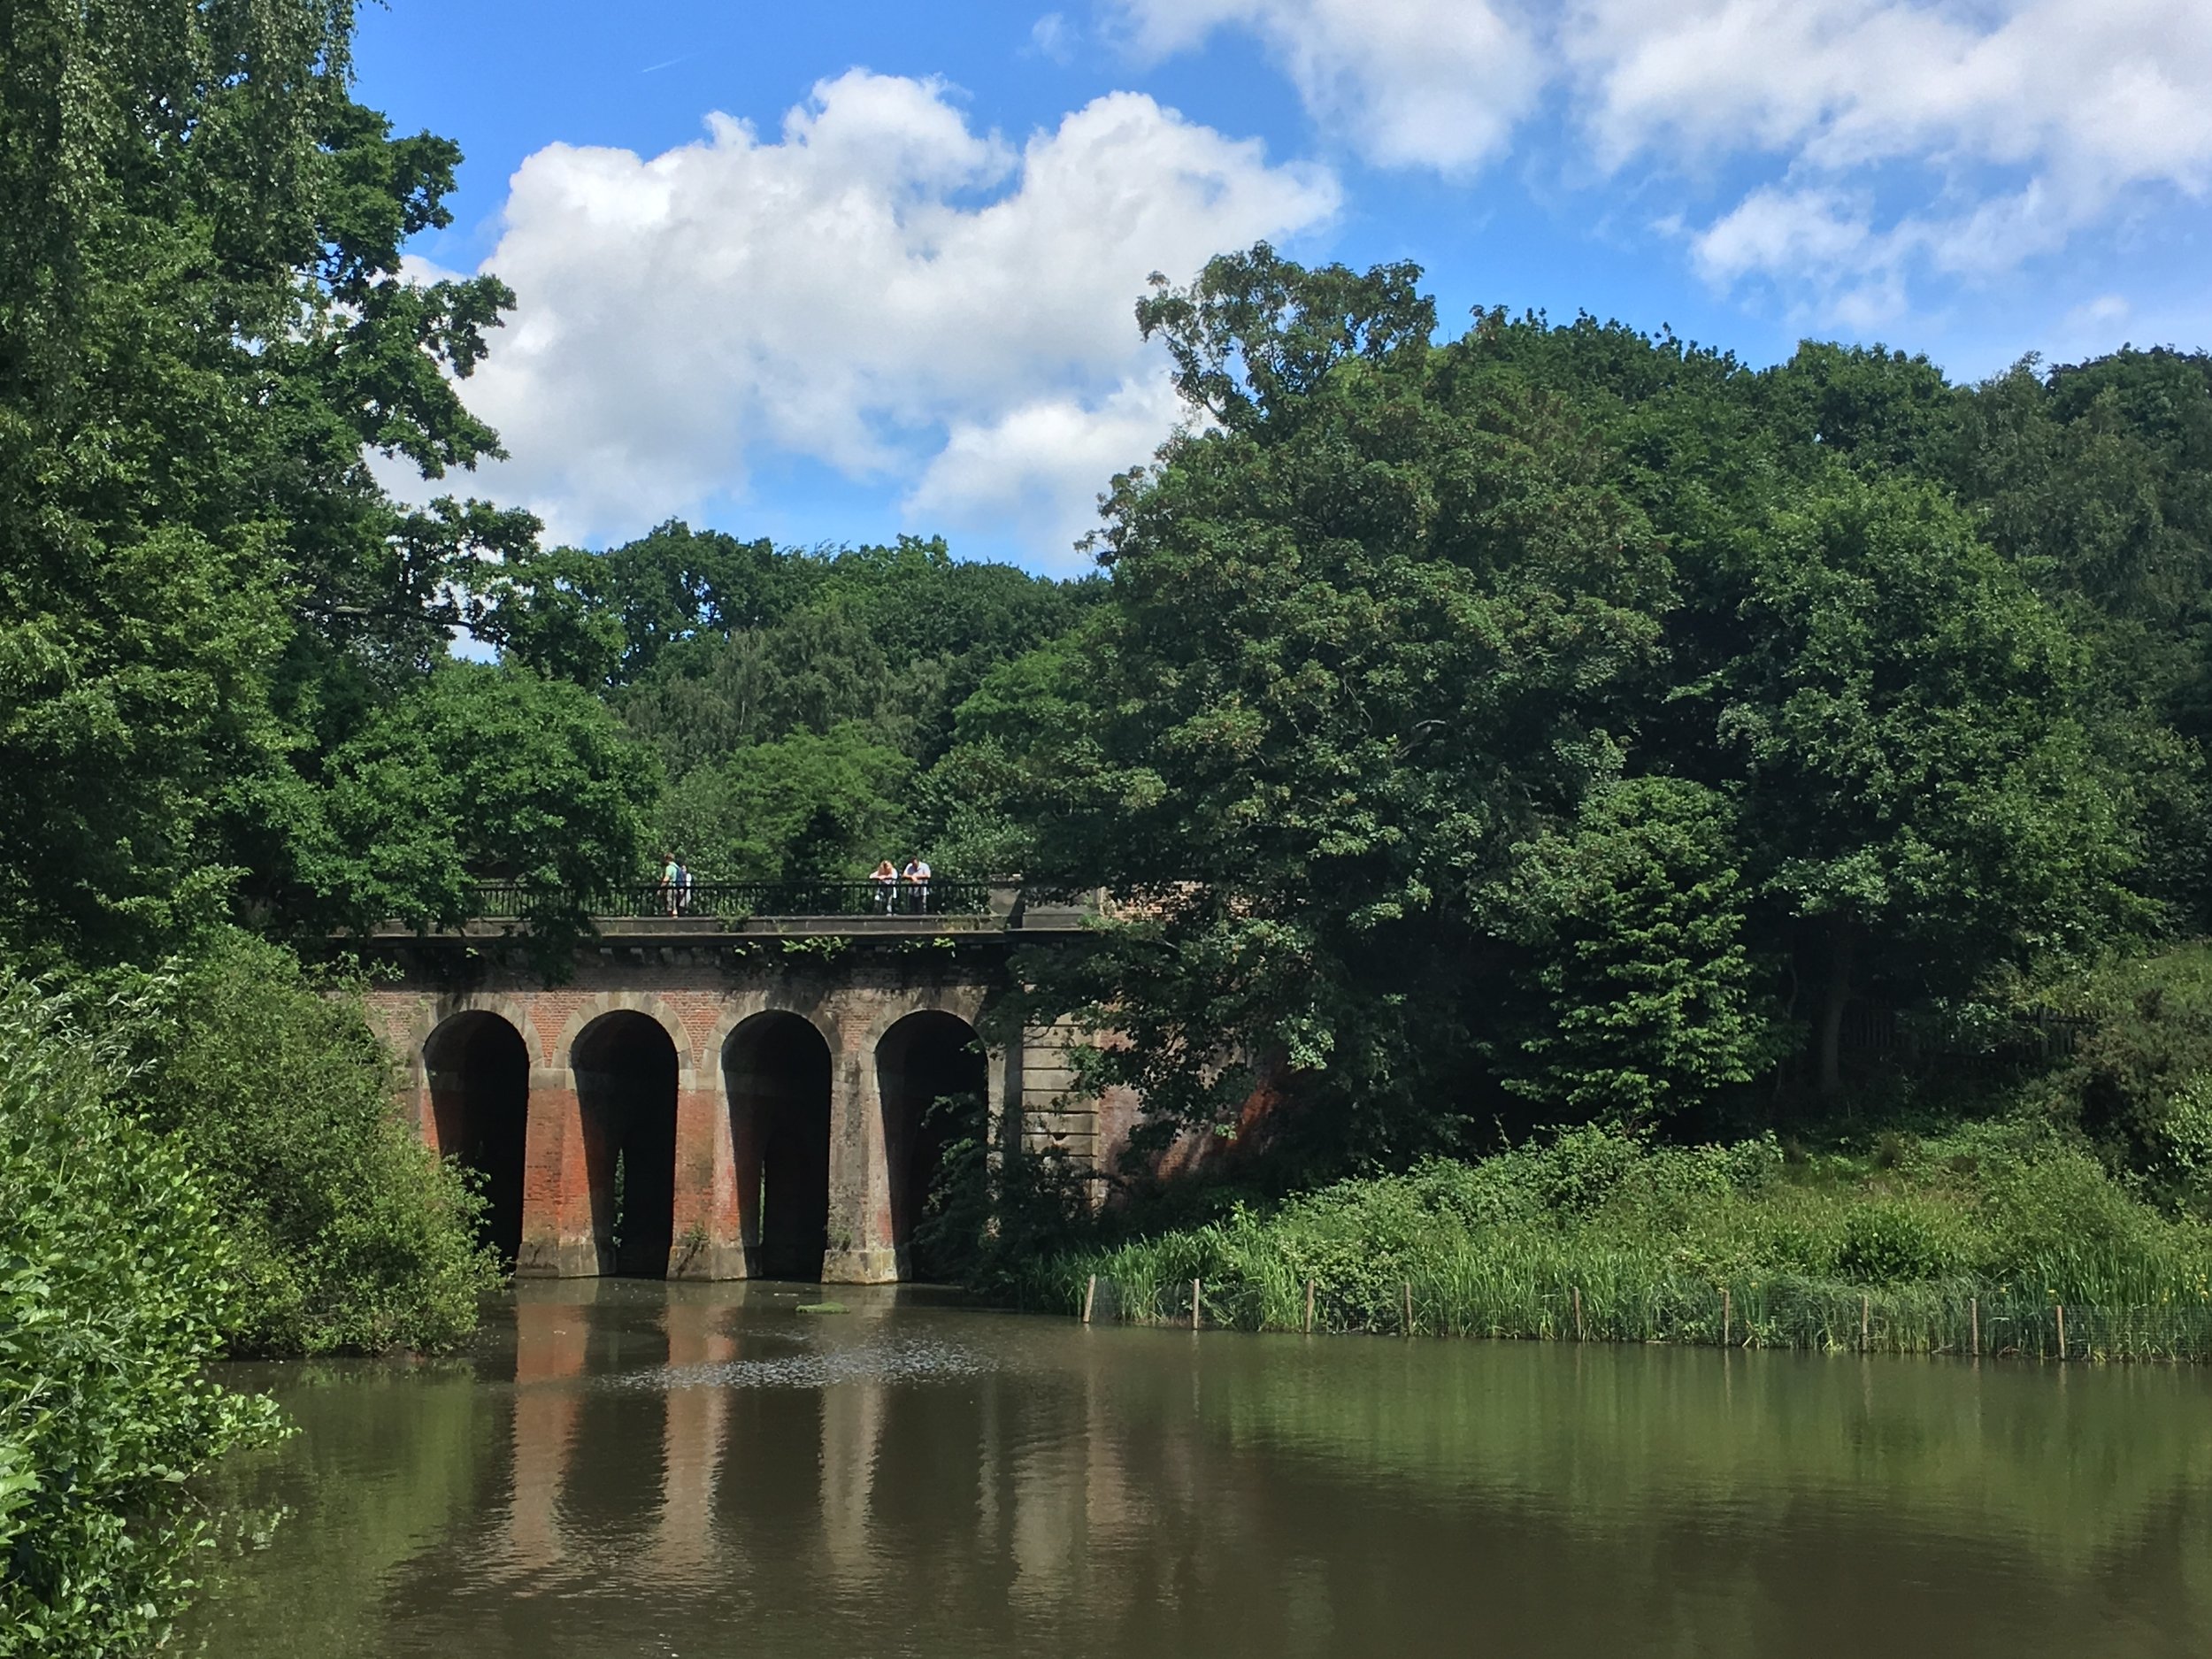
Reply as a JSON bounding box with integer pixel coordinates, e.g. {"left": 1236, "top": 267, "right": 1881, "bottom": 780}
{"left": 671, "top": 1075, "right": 745, "bottom": 1280}
{"left": 518, "top": 1067, "right": 601, "bottom": 1279}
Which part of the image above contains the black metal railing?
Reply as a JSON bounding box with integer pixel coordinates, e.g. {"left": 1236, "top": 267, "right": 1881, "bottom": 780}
{"left": 464, "top": 879, "right": 994, "bottom": 922}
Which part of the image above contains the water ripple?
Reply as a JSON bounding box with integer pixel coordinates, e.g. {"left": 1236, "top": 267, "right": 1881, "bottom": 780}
{"left": 626, "top": 1335, "right": 996, "bottom": 1392}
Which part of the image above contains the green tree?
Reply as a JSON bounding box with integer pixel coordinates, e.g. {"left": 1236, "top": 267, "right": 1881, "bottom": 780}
{"left": 1717, "top": 472, "right": 2135, "bottom": 1094}
{"left": 0, "top": 978, "right": 281, "bottom": 1655}
{"left": 1015, "top": 248, "right": 1676, "bottom": 1161}
{"left": 1489, "top": 778, "right": 1782, "bottom": 1127}
{"left": 618, "top": 606, "right": 933, "bottom": 776}
{"left": 486, "top": 521, "right": 790, "bottom": 688}
{"left": 0, "top": 0, "right": 522, "bottom": 967}
{"left": 654, "top": 724, "right": 916, "bottom": 882}
{"left": 295, "top": 663, "right": 657, "bottom": 933}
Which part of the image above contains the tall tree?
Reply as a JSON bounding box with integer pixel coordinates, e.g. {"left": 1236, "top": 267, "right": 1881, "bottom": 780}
{"left": 1717, "top": 472, "right": 2135, "bottom": 1094}
{"left": 1013, "top": 248, "right": 1677, "bottom": 1161}
{"left": 0, "top": 0, "right": 529, "bottom": 966}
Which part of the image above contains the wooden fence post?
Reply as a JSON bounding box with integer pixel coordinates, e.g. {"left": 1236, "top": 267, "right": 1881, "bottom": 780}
{"left": 1861, "top": 1294, "right": 1870, "bottom": 1352}
{"left": 1082, "top": 1275, "right": 1096, "bottom": 1325}
{"left": 1722, "top": 1286, "right": 1732, "bottom": 1348}
{"left": 1191, "top": 1279, "right": 1202, "bottom": 1331}
{"left": 1402, "top": 1279, "right": 1414, "bottom": 1338}
{"left": 1970, "top": 1296, "right": 1978, "bottom": 1358}
{"left": 1303, "top": 1278, "right": 1315, "bottom": 1336}
{"left": 1573, "top": 1286, "right": 1584, "bottom": 1342}
{"left": 2055, "top": 1302, "right": 2066, "bottom": 1361}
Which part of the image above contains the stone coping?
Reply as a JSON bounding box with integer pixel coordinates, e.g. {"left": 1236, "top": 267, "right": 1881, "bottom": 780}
{"left": 346, "top": 906, "right": 1092, "bottom": 944}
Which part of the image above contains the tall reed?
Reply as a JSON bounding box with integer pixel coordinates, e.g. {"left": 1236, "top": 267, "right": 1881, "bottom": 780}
{"left": 1037, "top": 1132, "right": 2212, "bottom": 1363}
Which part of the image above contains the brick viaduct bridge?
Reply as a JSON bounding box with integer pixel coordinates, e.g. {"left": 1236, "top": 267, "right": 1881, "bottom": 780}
{"left": 355, "top": 881, "right": 1128, "bottom": 1286}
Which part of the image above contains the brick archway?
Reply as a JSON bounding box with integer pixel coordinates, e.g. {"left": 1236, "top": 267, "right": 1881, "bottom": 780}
{"left": 875, "top": 1009, "right": 988, "bottom": 1280}
{"left": 723, "top": 1011, "right": 833, "bottom": 1280}
{"left": 424, "top": 1010, "right": 531, "bottom": 1264}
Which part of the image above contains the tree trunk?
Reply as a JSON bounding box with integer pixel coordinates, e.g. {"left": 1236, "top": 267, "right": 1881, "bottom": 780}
{"left": 1816, "top": 915, "right": 1855, "bottom": 1101}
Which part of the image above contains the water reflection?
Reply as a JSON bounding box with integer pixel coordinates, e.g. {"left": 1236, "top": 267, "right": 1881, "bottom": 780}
{"left": 186, "top": 1283, "right": 2212, "bottom": 1658}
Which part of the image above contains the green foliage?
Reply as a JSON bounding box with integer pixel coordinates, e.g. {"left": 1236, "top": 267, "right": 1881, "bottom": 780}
{"left": 1005, "top": 247, "right": 1678, "bottom": 1162}
{"left": 298, "top": 662, "right": 657, "bottom": 931}
{"left": 1762, "top": 341, "right": 1960, "bottom": 472}
{"left": 653, "top": 723, "right": 916, "bottom": 881}
{"left": 1836, "top": 1202, "right": 1952, "bottom": 1281}
{"left": 1492, "top": 778, "right": 1784, "bottom": 1125}
{"left": 119, "top": 931, "right": 501, "bottom": 1355}
{"left": 1046, "top": 1124, "right": 2212, "bottom": 1356}
{"left": 619, "top": 605, "right": 939, "bottom": 778}
{"left": 2022, "top": 941, "right": 2212, "bottom": 1209}
{"left": 0, "top": 978, "right": 283, "bottom": 1656}
{"left": 913, "top": 1129, "right": 1098, "bottom": 1294}
{"left": 0, "top": 0, "right": 528, "bottom": 966}
{"left": 977, "top": 250, "right": 2168, "bottom": 1159}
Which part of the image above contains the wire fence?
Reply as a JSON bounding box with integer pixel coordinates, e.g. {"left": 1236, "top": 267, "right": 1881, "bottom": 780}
{"left": 1078, "top": 1271, "right": 2212, "bottom": 1363}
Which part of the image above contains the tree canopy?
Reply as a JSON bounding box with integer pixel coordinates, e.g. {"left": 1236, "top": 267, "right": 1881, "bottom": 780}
{"left": 935, "top": 248, "right": 2192, "bottom": 1166}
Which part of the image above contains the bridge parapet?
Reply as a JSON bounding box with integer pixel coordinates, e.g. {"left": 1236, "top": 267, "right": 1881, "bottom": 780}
{"left": 466, "top": 878, "right": 1008, "bottom": 924}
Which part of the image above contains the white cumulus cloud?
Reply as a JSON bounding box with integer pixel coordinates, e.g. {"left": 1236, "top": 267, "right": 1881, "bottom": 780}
{"left": 450, "top": 71, "right": 1338, "bottom": 563}
{"left": 1571, "top": 0, "right": 2212, "bottom": 300}
{"left": 1110, "top": 0, "right": 1545, "bottom": 173}
{"left": 1108, "top": 0, "right": 2212, "bottom": 320}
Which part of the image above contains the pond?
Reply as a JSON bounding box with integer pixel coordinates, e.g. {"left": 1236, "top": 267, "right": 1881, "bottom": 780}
{"left": 182, "top": 1280, "right": 2212, "bottom": 1656}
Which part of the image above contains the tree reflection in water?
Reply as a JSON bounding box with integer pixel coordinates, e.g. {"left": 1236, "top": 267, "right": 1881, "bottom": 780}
{"left": 185, "top": 1282, "right": 2212, "bottom": 1659}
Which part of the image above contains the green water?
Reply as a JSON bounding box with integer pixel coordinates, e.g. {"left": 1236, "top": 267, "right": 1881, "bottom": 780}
{"left": 182, "top": 1280, "right": 2212, "bottom": 1656}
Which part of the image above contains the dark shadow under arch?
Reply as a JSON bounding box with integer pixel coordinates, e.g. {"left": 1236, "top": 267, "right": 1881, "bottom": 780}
{"left": 425, "top": 1011, "right": 529, "bottom": 1266}
{"left": 572, "top": 1012, "right": 679, "bottom": 1278}
{"left": 724, "top": 1012, "right": 832, "bottom": 1281}
{"left": 876, "top": 1010, "right": 987, "bottom": 1281}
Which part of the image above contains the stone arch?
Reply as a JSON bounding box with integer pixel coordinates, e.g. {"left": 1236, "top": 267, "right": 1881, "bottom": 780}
{"left": 873, "top": 1008, "right": 989, "bottom": 1279}
{"left": 572, "top": 1010, "right": 681, "bottom": 1277}
{"left": 389, "top": 990, "right": 540, "bottom": 1083}
{"left": 423, "top": 1010, "right": 531, "bottom": 1265}
{"left": 723, "top": 1010, "right": 834, "bottom": 1280}
{"left": 702, "top": 997, "right": 835, "bottom": 1070}
{"left": 553, "top": 992, "right": 698, "bottom": 1084}
{"left": 848, "top": 985, "right": 990, "bottom": 1056}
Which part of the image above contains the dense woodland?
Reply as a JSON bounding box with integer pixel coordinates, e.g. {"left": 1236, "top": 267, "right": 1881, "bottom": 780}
{"left": 12, "top": 3, "right": 2212, "bottom": 1651}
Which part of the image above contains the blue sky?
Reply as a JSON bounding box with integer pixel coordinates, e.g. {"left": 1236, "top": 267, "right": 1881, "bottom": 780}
{"left": 357, "top": 0, "right": 2212, "bottom": 573}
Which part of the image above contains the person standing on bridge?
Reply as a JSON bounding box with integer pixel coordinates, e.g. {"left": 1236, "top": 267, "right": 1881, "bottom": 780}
{"left": 901, "top": 855, "right": 932, "bottom": 914}
{"left": 871, "top": 859, "right": 899, "bottom": 912}
{"left": 659, "top": 852, "right": 680, "bottom": 917}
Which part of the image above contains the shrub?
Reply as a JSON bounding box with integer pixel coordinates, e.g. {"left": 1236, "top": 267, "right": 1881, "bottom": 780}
{"left": 1046, "top": 1118, "right": 2212, "bottom": 1354}
{"left": 2147, "top": 1074, "right": 2212, "bottom": 1213}
{"left": 2036, "top": 942, "right": 2212, "bottom": 1180}
{"left": 1971, "top": 1146, "right": 2154, "bottom": 1273}
{"left": 1837, "top": 1202, "right": 1952, "bottom": 1281}
{"left": 119, "top": 931, "right": 500, "bottom": 1354}
{"left": 912, "top": 1104, "right": 1094, "bottom": 1292}
{"left": 0, "top": 978, "right": 283, "bottom": 1656}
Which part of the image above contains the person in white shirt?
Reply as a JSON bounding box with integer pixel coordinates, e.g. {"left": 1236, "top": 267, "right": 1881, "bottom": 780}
{"left": 901, "top": 856, "right": 932, "bottom": 913}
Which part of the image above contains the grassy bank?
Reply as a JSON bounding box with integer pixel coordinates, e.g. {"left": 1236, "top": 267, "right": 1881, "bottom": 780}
{"left": 1034, "top": 1125, "right": 2212, "bottom": 1361}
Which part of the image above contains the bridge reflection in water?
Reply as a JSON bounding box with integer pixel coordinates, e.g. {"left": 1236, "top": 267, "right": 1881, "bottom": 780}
{"left": 189, "top": 1281, "right": 2212, "bottom": 1659}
